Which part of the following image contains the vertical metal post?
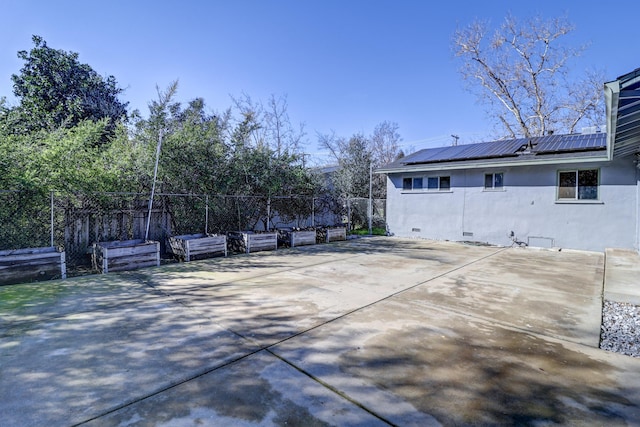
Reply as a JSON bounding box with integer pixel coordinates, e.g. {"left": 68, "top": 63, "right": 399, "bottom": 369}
{"left": 205, "top": 195, "right": 209, "bottom": 234}
{"left": 368, "top": 162, "right": 373, "bottom": 235}
{"left": 146, "top": 130, "right": 163, "bottom": 241}
{"left": 311, "top": 197, "right": 315, "bottom": 228}
{"left": 50, "top": 191, "right": 54, "bottom": 247}
{"left": 266, "top": 197, "right": 271, "bottom": 231}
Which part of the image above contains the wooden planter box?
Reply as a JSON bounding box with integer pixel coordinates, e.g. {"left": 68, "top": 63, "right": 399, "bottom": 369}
{"left": 227, "top": 231, "right": 278, "bottom": 254}
{"left": 0, "top": 247, "right": 66, "bottom": 286}
{"left": 279, "top": 229, "right": 317, "bottom": 248}
{"left": 167, "top": 233, "right": 227, "bottom": 261}
{"left": 93, "top": 239, "right": 160, "bottom": 273}
{"left": 317, "top": 227, "right": 347, "bottom": 243}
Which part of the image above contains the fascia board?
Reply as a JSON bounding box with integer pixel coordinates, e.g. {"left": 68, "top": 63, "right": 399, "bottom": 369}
{"left": 375, "top": 154, "right": 610, "bottom": 174}
{"left": 605, "top": 79, "right": 621, "bottom": 161}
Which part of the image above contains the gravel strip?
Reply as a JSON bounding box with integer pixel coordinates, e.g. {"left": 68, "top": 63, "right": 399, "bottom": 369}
{"left": 600, "top": 300, "right": 640, "bottom": 358}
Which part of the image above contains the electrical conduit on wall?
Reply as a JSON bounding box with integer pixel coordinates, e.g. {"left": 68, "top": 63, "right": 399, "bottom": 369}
{"left": 461, "top": 170, "right": 468, "bottom": 238}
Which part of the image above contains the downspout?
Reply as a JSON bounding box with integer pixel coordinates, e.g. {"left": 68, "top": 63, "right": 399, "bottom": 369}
{"left": 636, "top": 162, "right": 640, "bottom": 253}
{"left": 461, "top": 170, "right": 467, "bottom": 237}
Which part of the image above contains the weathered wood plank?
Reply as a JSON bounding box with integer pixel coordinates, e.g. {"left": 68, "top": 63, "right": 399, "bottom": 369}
{"left": 167, "top": 234, "right": 227, "bottom": 261}
{"left": 0, "top": 246, "right": 58, "bottom": 257}
{"left": 95, "top": 240, "right": 160, "bottom": 273}
{"left": 102, "top": 244, "right": 159, "bottom": 258}
{"left": 291, "top": 230, "right": 316, "bottom": 247}
{"left": 326, "top": 227, "right": 347, "bottom": 243}
{"left": 0, "top": 247, "right": 66, "bottom": 286}
{"left": 0, "top": 251, "right": 63, "bottom": 265}
{"left": 228, "top": 232, "right": 278, "bottom": 254}
{"left": 246, "top": 233, "right": 277, "bottom": 253}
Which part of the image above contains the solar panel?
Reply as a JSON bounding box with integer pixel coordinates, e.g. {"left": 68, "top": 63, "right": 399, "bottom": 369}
{"left": 403, "top": 139, "right": 525, "bottom": 164}
{"left": 400, "top": 146, "right": 450, "bottom": 164}
{"left": 533, "top": 133, "right": 606, "bottom": 154}
{"left": 402, "top": 133, "right": 606, "bottom": 165}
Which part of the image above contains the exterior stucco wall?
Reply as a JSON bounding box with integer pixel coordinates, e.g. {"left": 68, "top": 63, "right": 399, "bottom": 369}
{"left": 385, "top": 158, "right": 639, "bottom": 252}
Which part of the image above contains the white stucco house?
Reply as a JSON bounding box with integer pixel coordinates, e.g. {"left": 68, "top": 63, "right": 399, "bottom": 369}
{"left": 378, "top": 68, "right": 640, "bottom": 253}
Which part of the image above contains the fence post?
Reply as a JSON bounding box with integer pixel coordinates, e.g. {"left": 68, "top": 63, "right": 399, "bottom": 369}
{"left": 145, "top": 130, "right": 163, "bottom": 241}
{"left": 266, "top": 197, "right": 271, "bottom": 231}
{"left": 50, "top": 191, "right": 54, "bottom": 247}
{"left": 205, "top": 195, "right": 209, "bottom": 234}
{"left": 368, "top": 163, "right": 373, "bottom": 235}
{"left": 311, "top": 197, "right": 315, "bottom": 228}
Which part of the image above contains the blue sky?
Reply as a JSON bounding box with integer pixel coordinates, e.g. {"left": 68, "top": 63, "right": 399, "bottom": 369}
{"left": 1, "top": 1, "right": 638, "bottom": 162}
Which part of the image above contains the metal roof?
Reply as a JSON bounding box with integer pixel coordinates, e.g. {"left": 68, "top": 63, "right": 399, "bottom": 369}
{"left": 377, "top": 132, "right": 608, "bottom": 174}
{"left": 605, "top": 68, "right": 640, "bottom": 159}
{"left": 397, "top": 133, "right": 606, "bottom": 166}
{"left": 377, "top": 148, "right": 609, "bottom": 174}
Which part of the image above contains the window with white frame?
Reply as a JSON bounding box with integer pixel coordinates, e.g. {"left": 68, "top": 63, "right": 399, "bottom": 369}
{"left": 403, "top": 175, "right": 450, "bottom": 191}
{"left": 557, "top": 169, "right": 599, "bottom": 200}
{"left": 427, "top": 176, "right": 450, "bottom": 191}
{"left": 402, "top": 177, "right": 423, "bottom": 190}
{"left": 484, "top": 172, "right": 504, "bottom": 190}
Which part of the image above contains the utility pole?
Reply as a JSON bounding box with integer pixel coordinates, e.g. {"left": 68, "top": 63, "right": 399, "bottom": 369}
{"left": 451, "top": 134, "right": 459, "bottom": 146}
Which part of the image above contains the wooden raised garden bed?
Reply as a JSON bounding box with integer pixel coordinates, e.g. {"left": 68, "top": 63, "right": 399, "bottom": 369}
{"left": 278, "top": 228, "right": 317, "bottom": 248}
{"left": 0, "top": 247, "right": 66, "bottom": 286}
{"left": 317, "top": 227, "right": 347, "bottom": 243}
{"left": 93, "top": 239, "right": 160, "bottom": 273}
{"left": 227, "top": 231, "right": 278, "bottom": 254}
{"left": 167, "top": 233, "right": 227, "bottom": 261}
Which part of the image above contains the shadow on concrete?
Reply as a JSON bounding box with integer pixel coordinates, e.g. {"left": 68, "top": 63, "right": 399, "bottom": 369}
{"left": 2, "top": 238, "right": 639, "bottom": 426}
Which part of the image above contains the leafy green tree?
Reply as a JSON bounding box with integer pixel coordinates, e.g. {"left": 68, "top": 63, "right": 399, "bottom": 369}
{"left": 131, "top": 82, "right": 231, "bottom": 195}
{"left": 0, "top": 117, "right": 139, "bottom": 195}
{"left": 161, "top": 99, "right": 230, "bottom": 195}
{"left": 10, "top": 35, "right": 128, "bottom": 136}
{"left": 0, "top": 132, "right": 35, "bottom": 190}
{"left": 28, "top": 120, "right": 123, "bottom": 193}
{"left": 129, "top": 82, "right": 320, "bottom": 230}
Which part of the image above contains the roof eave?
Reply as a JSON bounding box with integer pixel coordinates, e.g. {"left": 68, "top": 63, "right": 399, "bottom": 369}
{"left": 375, "top": 152, "right": 609, "bottom": 174}
{"left": 606, "top": 68, "right": 640, "bottom": 160}
{"left": 604, "top": 79, "right": 620, "bottom": 161}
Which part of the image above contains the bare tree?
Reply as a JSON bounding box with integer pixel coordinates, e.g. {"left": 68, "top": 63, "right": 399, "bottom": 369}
{"left": 453, "top": 14, "right": 604, "bottom": 138}
{"left": 317, "top": 130, "right": 347, "bottom": 165}
{"left": 318, "top": 122, "right": 403, "bottom": 199}
{"left": 370, "top": 121, "right": 402, "bottom": 166}
{"left": 370, "top": 121, "right": 402, "bottom": 197}
{"left": 231, "top": 93, "right": 306, "bottom": 155}
{"left": 264, "top": 94, "right": 306, "bottom": 156}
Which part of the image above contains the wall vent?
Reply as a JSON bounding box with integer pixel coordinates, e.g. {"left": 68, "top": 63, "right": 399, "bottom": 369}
{"left": 527, "top": 236, "right": 554, "bottom": 248}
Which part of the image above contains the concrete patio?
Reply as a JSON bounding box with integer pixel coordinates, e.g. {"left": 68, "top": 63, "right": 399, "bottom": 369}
{"left": 1, "top": 237, "right": 639, "bottom": 426}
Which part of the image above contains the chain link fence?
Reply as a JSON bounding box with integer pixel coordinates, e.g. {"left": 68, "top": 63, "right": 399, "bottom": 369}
{"left": 1, "top": 190, "right": 386, "bottom": 276}
{"left": 0, "top": 190, "right": 53, "bottom": 250}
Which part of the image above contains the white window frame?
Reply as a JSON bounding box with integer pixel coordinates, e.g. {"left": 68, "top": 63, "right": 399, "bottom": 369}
{"left": 484, "top": 172, "right": 504, "bottom": 191}
{"left": 557, "top": 169, "right": 600, "bottom": 201}
{"left": 402, "top": 175, "right": 451, "bottom": 192}
{"left": 402, "top": 176, "right": 423, "bottom": 191}
{"left": 426, "top": 175, "right": 451, "bottom": 191}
